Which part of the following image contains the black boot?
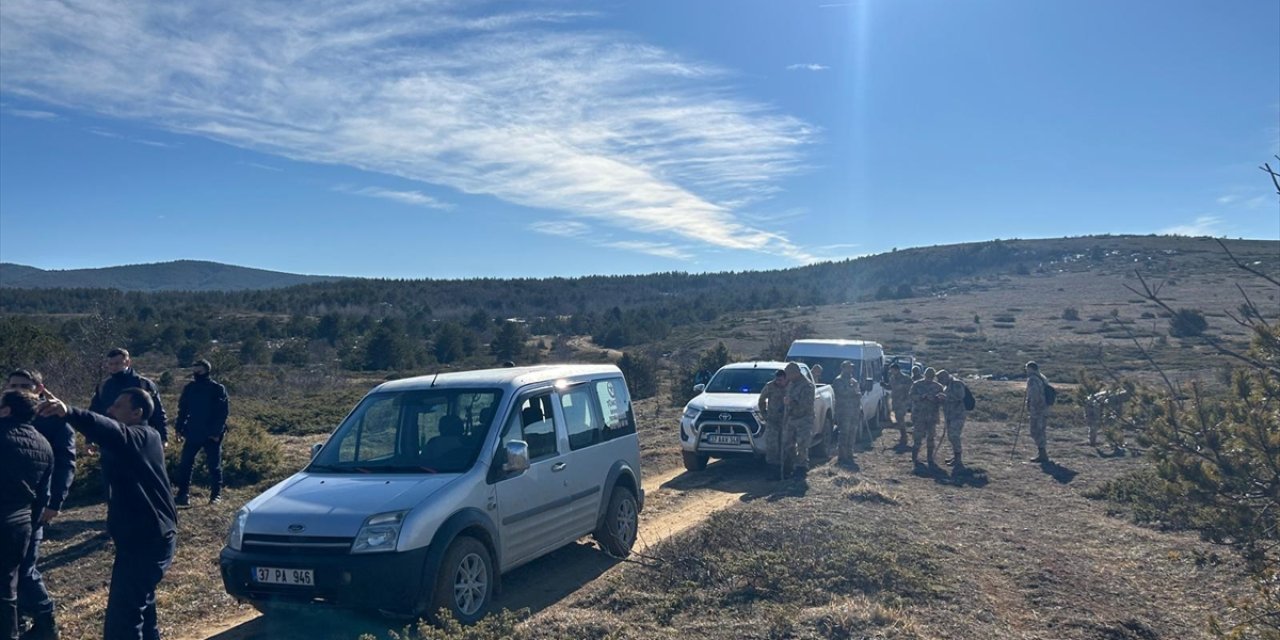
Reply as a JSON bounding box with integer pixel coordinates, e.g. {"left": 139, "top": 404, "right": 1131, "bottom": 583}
{"left": 209, "top": 487, "right": 222, "bottom": 505}
{"left": 174, "top": 490, "right": 190, "bottom": 508}
{"left": 1030, "top": 447, "right": 1049, "bottom": 463}
{"left": 22, "top": 611, "right": 59, "bottom": 640}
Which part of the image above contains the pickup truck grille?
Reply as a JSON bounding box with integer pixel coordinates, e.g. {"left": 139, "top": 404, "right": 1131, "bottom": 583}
{"left": 242, "top": 534, "right": 354, "bottom": 556}
{"left": 696, "top": 411, "right": 761, "bottom": 435}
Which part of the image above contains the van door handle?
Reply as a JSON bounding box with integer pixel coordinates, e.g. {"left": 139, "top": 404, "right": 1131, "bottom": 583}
{"left": 551, "top": 462, "right": 567, "bottom": 472}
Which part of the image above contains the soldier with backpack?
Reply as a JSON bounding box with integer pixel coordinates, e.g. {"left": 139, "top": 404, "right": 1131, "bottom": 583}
{"left": 937, "top": 371, "right": 972, "bottom": 471}
{"left": 1024, "top": 361, "right": 1054, "bottom": 463}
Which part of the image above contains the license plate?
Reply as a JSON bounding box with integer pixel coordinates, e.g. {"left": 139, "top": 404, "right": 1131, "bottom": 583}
{"left": 707, "top": 434, "right": 736, "bottom": 445}
{"left": 253, "top": 567, "right": 314, "bottom": 586}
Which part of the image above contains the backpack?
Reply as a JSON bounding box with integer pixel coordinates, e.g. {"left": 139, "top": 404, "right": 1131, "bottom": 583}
{"left": 1043, "top": 381, "right": 1057, "bottom": 406}
{"left": 962, "top": 385, "right": 976, "bottom": 411}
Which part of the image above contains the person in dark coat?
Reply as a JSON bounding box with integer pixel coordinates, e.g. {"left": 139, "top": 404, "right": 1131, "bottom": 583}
{"left": 1, "top": 390, "right": 53, "bottom": 640}
{"left": 37, "top": 388, "right": 177, "bottom": 640}
{"left": 90, "top": 348, "right": 168, "bottom": 444}
{"left": 173, "top": 359, "right": 229, "bottom": 506}
{"left": 6, "top": 371, "right": 74, "bottom": 640}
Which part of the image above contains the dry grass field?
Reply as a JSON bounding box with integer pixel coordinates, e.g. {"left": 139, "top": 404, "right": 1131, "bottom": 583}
{"left": 24, "top": 235, "right": 1277, "bottom": 639}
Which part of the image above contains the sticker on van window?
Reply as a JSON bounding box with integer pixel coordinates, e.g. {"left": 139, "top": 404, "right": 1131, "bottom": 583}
{"left": 606, "top": 381, "right": 616, "bottom": 398}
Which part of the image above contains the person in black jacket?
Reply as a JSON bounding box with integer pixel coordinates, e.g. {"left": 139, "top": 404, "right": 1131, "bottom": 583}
{"left": 90, "top": 348, "right": 168, "bottom": 445}
{"left": 6, "top": 371, "right": 74, "bottom": 640}
{"left": 1, "top": 390, "right": 53, "bottom": 640}
{"left": 173, "top": 359, "right": 229, "bottom": 507}
{"left": 37, "top": 388, "right": 177, "bottom": 640}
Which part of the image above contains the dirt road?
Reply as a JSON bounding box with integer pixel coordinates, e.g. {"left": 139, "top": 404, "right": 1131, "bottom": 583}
{"left": 181, "top": 461, "right": 771, "bottom": 640}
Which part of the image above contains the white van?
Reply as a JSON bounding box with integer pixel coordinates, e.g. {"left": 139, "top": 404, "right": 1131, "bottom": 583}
{"left": 785, "top": 339, "right": 889, "bottom": 429}
{"left": 220, "top": 364, "right": 642, "bottom": 623}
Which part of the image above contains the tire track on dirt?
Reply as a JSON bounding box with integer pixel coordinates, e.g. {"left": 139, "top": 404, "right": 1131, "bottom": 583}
{"left": 185, "top": 462, "right": 756, "bottom": 640}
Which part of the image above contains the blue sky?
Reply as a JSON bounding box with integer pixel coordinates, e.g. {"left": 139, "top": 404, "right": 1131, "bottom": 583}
{"left": 1, "top": 0, "right": 1276, "bottom": 279}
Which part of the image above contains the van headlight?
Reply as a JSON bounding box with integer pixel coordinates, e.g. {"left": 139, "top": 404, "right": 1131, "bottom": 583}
{"left": 352, "top": 511, "right": 407, "bottom": 554}
{"left": 227, "top": 507, "right": 249, "bottom": 551}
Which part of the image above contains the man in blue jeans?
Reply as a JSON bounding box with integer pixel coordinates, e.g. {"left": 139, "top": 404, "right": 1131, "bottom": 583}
{"left": 173, "top": 360, "right": 229, "bottom": 507}
{"left": 6, "top": 370, "right": 75, "bottom": 640}
{"left": 38, "top": 388, "right": 177, "bottom": 640}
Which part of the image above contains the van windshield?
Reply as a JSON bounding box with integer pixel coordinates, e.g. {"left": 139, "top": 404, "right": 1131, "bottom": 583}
{"left": 705, "top": 368, "right": 780, "bottom": 394}
{"left": 309, "top": 388, "right": 504, "bottom": 474}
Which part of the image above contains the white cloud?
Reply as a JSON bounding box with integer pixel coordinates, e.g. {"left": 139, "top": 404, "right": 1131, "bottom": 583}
{"left": 1216, "top": 195, "right": 1237, "bottom": 204}
{"left": 527, "top": 220, "right": 692, "bottom": 260}
{"left": 0, "top": 0, "right": 817, "bottom": 262}
{"left": 5, "top": 108, "right": 58, "bottom": 119}
{"left": 786, "top": 63, "right": 829, "bottom": 72}
{"left": 337, "top": 185, "right": 453, "bottom": 210}
{"left": 241, "top": 161, "right": 284, "bottom": 172}
{"left": 1161, "top": 215, "right": 1224, "bottom": 237}
{"left": 602, "top": 240, "right": 693, "bottom": 260}
{"left": 528, "top": 220, "right": 591, "bottom": 238}
{"left": 86, "top": 126, "right": 174, "bottom": 148}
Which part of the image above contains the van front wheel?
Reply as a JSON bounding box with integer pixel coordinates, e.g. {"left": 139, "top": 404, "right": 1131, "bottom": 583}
{"left": 429, "top": 536, "right": 492, "bottom": 625}
{"left": 594, "top": 487, "right": 638, "bottom": 557}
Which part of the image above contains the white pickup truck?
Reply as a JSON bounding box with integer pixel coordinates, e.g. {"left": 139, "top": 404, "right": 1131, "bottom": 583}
{"left": 677, "top": 361, "right": 835, "bottom": 471}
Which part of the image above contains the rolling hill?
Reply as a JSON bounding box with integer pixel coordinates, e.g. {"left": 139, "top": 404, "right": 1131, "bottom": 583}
{"left": 0, "top": 260, "right": 340, "bottom": 292}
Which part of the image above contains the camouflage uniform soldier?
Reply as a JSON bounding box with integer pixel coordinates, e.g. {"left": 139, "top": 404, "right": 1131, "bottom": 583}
{"left": 887, "top": 364, "right": 913, "bottom": 448}
{"left": 908, "top": 368, "right": 945, "bottom": 467}
{"left": 1025, "top": 361, "right": 1050, "bottom": 463}
{"left": 937, "top": 370, "right": 968, "bottom": 470}
{"left": 757, "top": 370, "right": 788, "bottom": 467}
{"left": 1083, "top": 392, "right": 1103, "bottom": 447}
{"left": 1085, "top": 388, "right": 1130, "bottom": 448}
{"left": 810, "top": 364, "right": 824, "bottom": 385}
{"left": 832, "top": 360, "right": 862, "bottom": 465}
{"left": 782, "top": 363, "right": 815, "bottom": 476}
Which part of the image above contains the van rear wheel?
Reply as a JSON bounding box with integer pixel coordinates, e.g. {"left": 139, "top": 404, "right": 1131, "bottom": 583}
{"left": 429, "top": 536, "right": 492, "bottom": 625}
{"left": 682, "top": 450, "right": 709, "bottom": 472}
{"left": 594, "top": 487, "right": 638, "bottom": 557}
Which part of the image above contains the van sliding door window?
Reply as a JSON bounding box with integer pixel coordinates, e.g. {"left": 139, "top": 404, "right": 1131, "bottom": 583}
{"left": 594, "top": 378, "right": 635, "bottom": 440}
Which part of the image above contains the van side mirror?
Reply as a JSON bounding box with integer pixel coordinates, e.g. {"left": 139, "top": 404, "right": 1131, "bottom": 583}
{"left": 503, "top": 441, "right": 531, "bottom": 474}
{"left": 310, "top": 443, "right": 324, "bottom": 459}
{"left": 861, "top": 379, "right": 874, "bottom": 393}
{"left": 693, "top": 383, "right": 706, "bottom": 394}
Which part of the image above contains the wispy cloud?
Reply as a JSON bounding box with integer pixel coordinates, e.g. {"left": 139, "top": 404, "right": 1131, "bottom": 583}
{"left": 336, "top": 185, "right": 453, "bottom": 210}
{"left": 241, "top": 161, "right": 284, "bottom": 172}
{"left": 1216, "top": 195, "right": 1237, "bottom": 205}
{"left": 786, "top": 63, "right": 829, "bottom": 72}
{"left": 529, "top": 220, "right": 591, "bottom": 238}
{"left": 5, "top": 107, "right": 58, "bottom": 119}
{"left": 528, "top": 220, "right": 693, "bottom": 260}
{"left": 602, "top": 240, "right": 693, "bottom": 260}
{"left": 1161, "top": 215, "right": 1224, "bottom": 237}
{"left": 0, "top": 0, "right": 817, "bottom": 262}
{"left": 86, "top": 126, "right": 174, "bottom": 148}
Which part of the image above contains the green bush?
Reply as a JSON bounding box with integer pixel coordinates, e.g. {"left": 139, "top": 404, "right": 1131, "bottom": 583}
{"left": 1168, "top": 308, "right": 1208, "bottom": 337}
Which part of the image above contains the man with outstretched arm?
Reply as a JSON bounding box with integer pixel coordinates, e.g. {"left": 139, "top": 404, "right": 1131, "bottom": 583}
{"left": 38, "top": 388, "right": 177, "bottom": 640}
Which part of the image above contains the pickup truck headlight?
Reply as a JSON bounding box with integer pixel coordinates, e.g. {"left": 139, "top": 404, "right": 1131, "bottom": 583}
{"left": 352, "top": 511, "right": 407, "bottom": 554}
{"left": 226, "top": 507, "right": 249, "bottom": 551}
{"left": 682, "top": 407, "right": 701, "bottom": 421}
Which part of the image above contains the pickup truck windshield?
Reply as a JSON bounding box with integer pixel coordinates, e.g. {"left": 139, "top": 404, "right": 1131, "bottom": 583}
{"left": 705, "top": 368, "right": 781, "bottom": 394}
{"left": 309, "top": 388, "right": 503, "bottom": 474}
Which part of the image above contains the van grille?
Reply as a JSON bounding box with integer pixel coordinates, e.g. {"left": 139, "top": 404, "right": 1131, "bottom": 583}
{"left": 242, "top": 534, "right": 354, "bottom": 556}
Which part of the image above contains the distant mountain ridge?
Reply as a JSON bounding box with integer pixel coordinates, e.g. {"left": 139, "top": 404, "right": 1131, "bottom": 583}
{"left": 0, "top": 260, "right": 340, "bottom": 292}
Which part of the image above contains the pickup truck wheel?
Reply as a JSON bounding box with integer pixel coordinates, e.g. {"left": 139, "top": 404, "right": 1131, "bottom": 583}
{"left": 682, "top": 450, "right": 709, "bottom": 472}
{"left": 594, "top": 486, "right": 639, "bottom": 557}
{"left": 429, "top": 536, "right": 492, "bottom": 625}
{"left": 867, "top": 404, "right": 881, "bottom": 432}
